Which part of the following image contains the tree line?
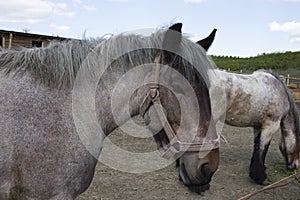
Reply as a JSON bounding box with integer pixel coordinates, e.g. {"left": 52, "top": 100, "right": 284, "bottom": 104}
{"left": 210, "top": 51, "right": 300, "bottom": 71}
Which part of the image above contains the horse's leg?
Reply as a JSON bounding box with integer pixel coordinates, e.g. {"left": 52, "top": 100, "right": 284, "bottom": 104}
{"left": 250, "top": 127, "right": 266, "bottom": 184}
{"left": 250, "top": 121, "right": 280, "bottom": 184}
{"left": 280, "top": 116, "right": 300, "bottom": 170}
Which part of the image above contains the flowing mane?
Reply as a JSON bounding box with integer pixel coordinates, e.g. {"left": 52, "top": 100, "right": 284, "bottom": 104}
{"left": 0, "top": 27, "right": 213, "bottom": 89}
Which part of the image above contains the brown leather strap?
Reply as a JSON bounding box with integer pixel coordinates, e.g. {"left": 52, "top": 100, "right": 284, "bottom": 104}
{"left": 140, "top": 53, "right": 161, "bottom": 117}
{"left": 151, "top": 95, "right": 177, "bottom": 142}
{"left": 140, "top": 87, "right": 158, "bottom": 117}
{"left": 139, "top": 53, "right": 219, "bottom": 158}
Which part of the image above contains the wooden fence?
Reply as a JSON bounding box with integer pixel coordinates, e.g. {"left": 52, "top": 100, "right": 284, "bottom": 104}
{"left": 281, "top": 75, "right": 300, "bottom": 104}
{"left": 281, "top": 75, "right": 300, "bottom": 86}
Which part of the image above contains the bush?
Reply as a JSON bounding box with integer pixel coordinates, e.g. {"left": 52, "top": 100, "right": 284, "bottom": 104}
{"left": 211, "top": 51, "right": 300, "bottom": 71}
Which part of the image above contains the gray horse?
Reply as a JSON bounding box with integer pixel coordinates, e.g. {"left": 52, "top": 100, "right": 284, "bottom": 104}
{"left": 197, "top": 29, "right": 300, "bottom": 184}
{"left": 0, "top": 23, "right": 219, "bottom": 199}
{"left": 211, "top": 69, "right": 300, "bottom": 184}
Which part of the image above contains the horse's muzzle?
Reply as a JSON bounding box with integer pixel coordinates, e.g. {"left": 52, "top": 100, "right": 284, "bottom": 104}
{"left": 188, "top": 184, "right": 210, "bottom": 194}
{"left": 179, "top": 163, "right": 212, "bottom": 194}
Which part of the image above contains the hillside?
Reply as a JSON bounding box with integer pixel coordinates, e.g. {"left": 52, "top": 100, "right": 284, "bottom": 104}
{"left": 210, "top": 51, "right": 300, "bottom": 71}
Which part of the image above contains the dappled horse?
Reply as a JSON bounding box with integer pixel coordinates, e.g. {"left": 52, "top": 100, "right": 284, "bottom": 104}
{"left": 212, "top": 69, "right": 300, "bottom": 183}
{"left": 0, "top": 23, "right": 219, "bottom": 199}
{"left": 195, "top": 29, "right": 300, "bottom": 184}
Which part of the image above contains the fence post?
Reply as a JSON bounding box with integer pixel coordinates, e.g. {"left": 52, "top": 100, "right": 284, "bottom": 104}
{"left": 2, "top": 37, "right": 5, "bottom": 48}
{"left": 8, "top": 33, "right": 13, "bottom": 49}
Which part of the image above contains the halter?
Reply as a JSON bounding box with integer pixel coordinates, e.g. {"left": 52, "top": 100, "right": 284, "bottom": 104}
{"left": 140, "top": 53, "right": 219, "bottom": 159}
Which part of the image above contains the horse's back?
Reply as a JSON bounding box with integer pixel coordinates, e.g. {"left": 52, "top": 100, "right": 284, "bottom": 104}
{"left": 0, "top": 73, "right": 97, "bottom": 199}
{"left": 213, "top": 70, "right": 289, "bottom": 127}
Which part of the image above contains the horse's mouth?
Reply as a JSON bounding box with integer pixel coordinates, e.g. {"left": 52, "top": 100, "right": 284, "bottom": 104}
{"left": 188, "top": 183, "right": 210, "bottom": 194}
{"left": 179, "top": 167, "right": 211, "bottom": 194}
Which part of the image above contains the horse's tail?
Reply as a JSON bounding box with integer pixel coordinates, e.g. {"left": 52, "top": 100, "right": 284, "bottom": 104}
{"left": 263, "top": 69, "right": 300, "bottom": 169}
{"left": 284, "top": 83, "right": 300, "bottom": 142}
{"left": 265, "top": 70, "right": 300, "bottom": 141}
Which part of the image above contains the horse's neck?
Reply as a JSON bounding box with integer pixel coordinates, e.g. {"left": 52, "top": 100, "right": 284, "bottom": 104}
{"left": 95, "top": 68, "right": 149, "bottom": 136}
{"left": 210, "top": 70, "right": 232, "bottom": 97}
{"left": 213, "top": 70, "right": 232, "bottom": 87}
{"left": 210, "top": 69, "right": 252, "bottom": 121}
{"left": 209, "top": 70, "right": 229, "bottom": 121}
{"left": 213, "top": 69, "right": 248, "bottom": 96}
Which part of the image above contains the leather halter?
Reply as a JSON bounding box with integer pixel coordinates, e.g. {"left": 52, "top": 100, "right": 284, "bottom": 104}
{"left": 140, "top": 53, "right": 219, "bottom": 159}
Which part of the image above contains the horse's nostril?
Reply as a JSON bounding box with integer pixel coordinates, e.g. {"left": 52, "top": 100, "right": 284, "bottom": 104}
{"left": 201, "top": 163, "right": 211, "bottom": 177}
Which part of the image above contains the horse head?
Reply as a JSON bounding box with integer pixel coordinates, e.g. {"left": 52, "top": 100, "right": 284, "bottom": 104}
{"left": 144, "top": 24, "right": 220, "bottom": 193}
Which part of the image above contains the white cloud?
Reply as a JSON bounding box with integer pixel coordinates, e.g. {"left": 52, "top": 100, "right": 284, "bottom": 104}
{"left": 73, "top": 0, "right": 83, "bottom": 4}
{"left": 72, "top": 0, "right": 97, "bottom": 12}
{"left": 0, "top": 0, "right": 75, "bottom": 24}
{"left": 0, "top": 0, "right": 53, "bottom": 23}
{"left": 290, "top": 37, "right": 300, "bottom": 43}
{"left": 109, "top": 0, "right": 129, "bottom": 2}
{"left": 56, "top": 3, "right": 67, "bottom": 9}
{"left": 269, "top": 21, "right": 300, "bottom": 43}
{"left": 269, "top": 21, "right": 300, "bottom": 34}
{"left": 184, "top": 0, "right": 206, "bottom": 3}
{"left": 49, "top": 23, "right": 70, "bottom": 31}
{"left": 83, "top": 5, "right": 97, "bottom": 12}
{"left": 53, "top": 3, "right": 75, "bottom": 17}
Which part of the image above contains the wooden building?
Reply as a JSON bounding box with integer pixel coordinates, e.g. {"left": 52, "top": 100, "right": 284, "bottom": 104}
{"left": 0, "top": 29, "right": 67, "bottom": 49}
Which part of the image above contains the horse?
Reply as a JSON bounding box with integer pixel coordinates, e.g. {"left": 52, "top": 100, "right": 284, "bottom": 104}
{"left": 0, "top": 23, "right": 219, "bottom": 199}
{"left": 193, "top": 29, "right": 300, "bottom": 184}
{"left": 211, "top": 69, "right": 300, "bottom": 183}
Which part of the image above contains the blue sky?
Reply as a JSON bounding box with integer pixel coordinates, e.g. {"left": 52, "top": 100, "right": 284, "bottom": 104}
{"left": 0, "top": 0, "right": 299, "bottom": 57}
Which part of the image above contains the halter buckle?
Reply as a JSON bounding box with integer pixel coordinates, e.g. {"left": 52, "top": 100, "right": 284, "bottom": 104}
{"left": 149, "top": 87, "right": 159, "bottom": 99}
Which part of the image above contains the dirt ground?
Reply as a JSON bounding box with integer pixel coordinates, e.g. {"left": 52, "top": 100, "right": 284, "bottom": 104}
{"left": 78, "top": 113, "right": 300, "bottom": 200}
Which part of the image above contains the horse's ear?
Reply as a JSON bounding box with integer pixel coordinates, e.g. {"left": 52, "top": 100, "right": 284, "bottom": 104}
{"left": 197, "top": 28, "right": 217, "bottom": 51}
{"left": 161, "top": 23, "right": 182, "bottom": 64}
{"left": 168, "top": 23, "right": 183, "bottom": 34}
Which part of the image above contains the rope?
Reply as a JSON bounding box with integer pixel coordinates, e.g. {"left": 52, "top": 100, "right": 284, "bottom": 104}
{"left": 237, "top": 172, "right": 300, "bottom": 200}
